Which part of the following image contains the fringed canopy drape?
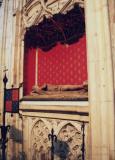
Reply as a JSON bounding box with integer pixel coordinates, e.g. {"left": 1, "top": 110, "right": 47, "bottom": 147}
{"left": 24, "top": 4, "right": 85, "bottom": 51}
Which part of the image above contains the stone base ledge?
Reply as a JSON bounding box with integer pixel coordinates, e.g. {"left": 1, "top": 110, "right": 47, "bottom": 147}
{"left": 19, "top": 101, "right": 89, "bottom": 122}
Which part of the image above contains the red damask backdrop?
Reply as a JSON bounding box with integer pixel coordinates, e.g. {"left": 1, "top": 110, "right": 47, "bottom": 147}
{"left": 24, "top": 35, "right": 87, "bottom": 95}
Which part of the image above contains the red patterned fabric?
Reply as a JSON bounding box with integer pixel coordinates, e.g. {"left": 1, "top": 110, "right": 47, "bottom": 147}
{"left": 24, "top": 35, "right": 87, "bottom": 95}
{"left": 23, "top": 48, "right": 36, "bottom": 95}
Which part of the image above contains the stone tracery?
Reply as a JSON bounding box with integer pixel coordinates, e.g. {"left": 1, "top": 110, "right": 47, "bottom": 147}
{"left": 31, "top": 119, "right": 83, "bottom": 160}
{"left": 31, "top": 120, "right": 50, "bottom": 160}
{"left": 57, "top": 123, "right": 82, "bottom": 160}
{"left": 22, "top": 0, "right": 84, "bottom": 28}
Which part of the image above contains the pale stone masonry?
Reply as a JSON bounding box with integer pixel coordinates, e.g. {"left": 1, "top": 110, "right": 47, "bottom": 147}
{"left": 85, "top": 0, "right": 115, "bottom": 159}
{"left": 0, "top": 0, "right": 115, "bottom": 159}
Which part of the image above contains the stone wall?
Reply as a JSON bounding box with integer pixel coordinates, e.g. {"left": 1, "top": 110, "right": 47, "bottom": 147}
{"left": 108, "top": 0, "right": 115, "bottom": 89}
{"left": 0, "top": 0, "right": 115, "bottom": 159}
{"left": 85, "top": 0, "right": 115, "bottom": 159}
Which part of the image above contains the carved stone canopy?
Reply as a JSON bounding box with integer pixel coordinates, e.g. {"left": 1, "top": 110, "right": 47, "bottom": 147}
{"left": 22, "top": 0, "right": 84, "bottom": 28}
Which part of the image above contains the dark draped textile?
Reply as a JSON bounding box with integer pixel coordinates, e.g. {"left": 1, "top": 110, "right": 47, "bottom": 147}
{"left": 24, "top": 4, "right": 85, "bottom": 52}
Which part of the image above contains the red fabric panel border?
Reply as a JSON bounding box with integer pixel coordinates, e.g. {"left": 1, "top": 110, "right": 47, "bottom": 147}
{"left": 23, "top": 48, "right": 36, "bottom": 95}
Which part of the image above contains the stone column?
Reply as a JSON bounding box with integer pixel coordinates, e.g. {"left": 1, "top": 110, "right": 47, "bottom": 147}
{"left": 108, "top": 0, "right": 115, "bottom": 89}
{"left": 0, "top": 0, "right": 9, "bottom": 119}
{"left": 22, "top": 116, "right": 29, "bottom": 160}
{"left": 85, "top": 0, "right": 115, "bottom": 159}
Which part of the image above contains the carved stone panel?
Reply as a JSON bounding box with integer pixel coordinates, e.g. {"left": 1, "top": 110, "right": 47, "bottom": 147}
{"left": 31, "top": 120, "right": 50, "bottom": 160}
{"left": 56, "top": 123, "right": 82, "bottom": 160}
{"left": 29, "top": 118, "right": 86, "bottom": 160}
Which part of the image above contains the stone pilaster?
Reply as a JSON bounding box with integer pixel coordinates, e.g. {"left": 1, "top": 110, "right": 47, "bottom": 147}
{"left": 85, "top": 0, "right": 115, "bottom": 159}
{"left": 0, "top": 0, "right": 9, "bottom": 121}
{"left": 108, "top": 0, "right": 115, "bottom": 89}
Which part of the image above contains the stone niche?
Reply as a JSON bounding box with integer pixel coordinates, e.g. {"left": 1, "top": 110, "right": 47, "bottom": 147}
{"left": 19, "top": 1, "right": 88, "bottom": 159}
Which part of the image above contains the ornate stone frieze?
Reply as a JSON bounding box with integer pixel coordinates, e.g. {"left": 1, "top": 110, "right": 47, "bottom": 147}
{"left": 22, "top": 0, "right": 84, "bottom": 28}
{"left": 30, "top": 118, "right": 83, "bottom": 160}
